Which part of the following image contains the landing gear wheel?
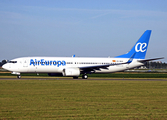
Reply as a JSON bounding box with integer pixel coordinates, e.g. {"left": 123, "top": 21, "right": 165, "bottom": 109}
{"left": 17, "top": 75, "right": 21, "bottom": 79}
{"left": 82, "top": 74, "right": 88, "bottom": 79}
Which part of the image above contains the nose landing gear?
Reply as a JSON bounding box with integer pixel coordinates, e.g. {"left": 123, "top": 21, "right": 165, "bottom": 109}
{"left": 17, "top": 75, "right": 21, "bottom": 79}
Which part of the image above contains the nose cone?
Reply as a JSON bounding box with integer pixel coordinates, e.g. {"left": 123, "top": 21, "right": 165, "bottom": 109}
{"left": 2, "top": 64, "right": 9, "bottom": 71}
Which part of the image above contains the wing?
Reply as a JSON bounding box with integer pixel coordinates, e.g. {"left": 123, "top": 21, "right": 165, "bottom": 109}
{"left": 79, "top": 60, "right": 132, "bottom": 74}
{"left": 79, "top": 53, "right": 136, "bottom": 73}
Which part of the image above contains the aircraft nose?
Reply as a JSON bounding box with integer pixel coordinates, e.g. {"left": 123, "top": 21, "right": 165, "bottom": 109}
{"left": 2, "top": 64, "right": 9, "bottom": 70}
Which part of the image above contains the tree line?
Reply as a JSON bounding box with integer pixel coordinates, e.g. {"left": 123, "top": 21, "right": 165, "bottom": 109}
{"left": 145, "top": 61, "right": 167, "bottom": 69}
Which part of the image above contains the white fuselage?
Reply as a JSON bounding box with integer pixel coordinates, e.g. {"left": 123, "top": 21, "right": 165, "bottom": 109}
{"left": 2, "top": 57, "right": 144, "bottom": 74}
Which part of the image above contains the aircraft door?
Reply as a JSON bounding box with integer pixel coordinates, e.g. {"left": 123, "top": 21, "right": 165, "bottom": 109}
{"left": 23, "top": 59, "right": 28, "bottom": 67}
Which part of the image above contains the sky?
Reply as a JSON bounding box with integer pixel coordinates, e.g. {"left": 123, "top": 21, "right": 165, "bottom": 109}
{"left": 0, "top": 0, "right": 167, "bottom": 62}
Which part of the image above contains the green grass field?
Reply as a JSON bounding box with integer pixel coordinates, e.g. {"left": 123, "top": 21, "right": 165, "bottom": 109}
{"left": 1, "top": 79, "right": 167, "bottom": 119}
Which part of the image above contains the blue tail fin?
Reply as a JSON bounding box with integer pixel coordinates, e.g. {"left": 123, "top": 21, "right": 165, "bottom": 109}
{"left": 115, "top": 30, "right": 151, "bottom": 59}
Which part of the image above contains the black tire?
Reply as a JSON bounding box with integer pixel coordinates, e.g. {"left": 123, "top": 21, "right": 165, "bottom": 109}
{"left": 82, "top": 74, "right": 88, "bottom": 79}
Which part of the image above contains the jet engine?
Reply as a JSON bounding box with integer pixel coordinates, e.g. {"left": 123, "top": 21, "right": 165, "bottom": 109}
{"left": 62, "top": 68, "right": 80, "bottom": 76}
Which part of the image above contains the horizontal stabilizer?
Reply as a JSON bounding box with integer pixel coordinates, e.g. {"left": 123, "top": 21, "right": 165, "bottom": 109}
{"left": 137, "top": 57, "right": 164, "bottom": 62}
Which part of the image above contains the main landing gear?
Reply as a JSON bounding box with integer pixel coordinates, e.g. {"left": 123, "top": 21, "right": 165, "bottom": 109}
{"left": 73, "top": 74, "right": 88, "bottom": 79}
{"left": 82, "top": 74, "right": 88, "bottom": 79}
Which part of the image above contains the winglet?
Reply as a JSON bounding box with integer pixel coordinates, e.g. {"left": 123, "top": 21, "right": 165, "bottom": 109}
{"left": 127, "top": 53, "right": 136, "bottom": 64}
{"left": 72, "top": 55, "right": 75, "bottom": 57}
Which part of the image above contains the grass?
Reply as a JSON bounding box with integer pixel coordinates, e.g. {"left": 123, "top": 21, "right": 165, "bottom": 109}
{"left": 1, "top": 79, "right": 167, "bottom": 119}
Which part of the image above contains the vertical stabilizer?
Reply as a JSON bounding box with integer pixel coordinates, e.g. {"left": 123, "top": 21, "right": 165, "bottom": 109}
{"left": 115, "top": 30, "right": 151, "bottom": 59}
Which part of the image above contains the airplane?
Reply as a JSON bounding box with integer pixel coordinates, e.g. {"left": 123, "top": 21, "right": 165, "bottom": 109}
{"left": 2, "top": 30, "right": 163, "bottom": 79}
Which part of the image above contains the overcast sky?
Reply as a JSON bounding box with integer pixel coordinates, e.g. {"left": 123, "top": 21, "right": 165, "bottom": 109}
{"left": 0, "top": 0, "right": 167, "bottom": 62}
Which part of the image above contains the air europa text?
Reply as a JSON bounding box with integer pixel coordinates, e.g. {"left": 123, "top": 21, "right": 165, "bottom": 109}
{"left": 30, "top": 59, "right": 66, "bottom": 67}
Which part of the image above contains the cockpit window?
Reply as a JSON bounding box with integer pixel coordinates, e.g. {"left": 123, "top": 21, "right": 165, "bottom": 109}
{"left": 8, "top": 61, "right": 17, "bottom": 63}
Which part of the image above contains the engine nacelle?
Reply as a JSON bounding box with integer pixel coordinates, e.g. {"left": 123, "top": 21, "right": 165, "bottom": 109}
{"left": 62, "top": 68, "right": 80, "bottom": 76}
{"left": 48, "top": 73, "right": 63, "bottom": 76}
